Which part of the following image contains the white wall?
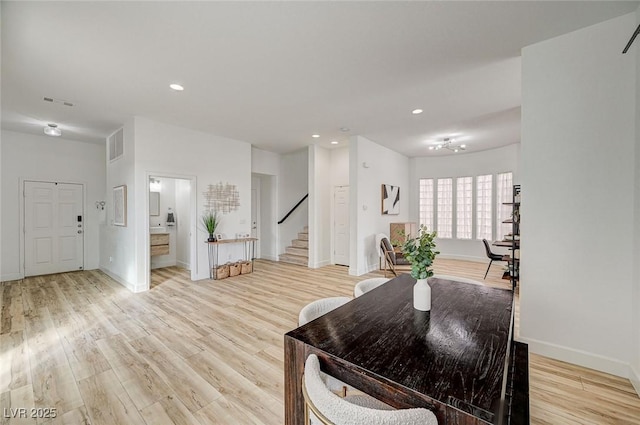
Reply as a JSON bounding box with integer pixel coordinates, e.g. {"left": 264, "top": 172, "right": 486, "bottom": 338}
{"left": 309, "top": 145, "right": 331, "bottom": 268}
{"left": 330, "top": 147, "right": 349, "bottom": 187}
{"left": 350, "top": 136, "right": 410, "bottom": 275}
{"left": 521, "top": 13, "right": 636, "bottom": 378}
{"left": 632, "top": 6, "right": 640, "bottom": 395}
{"left": 279, "top": 148, "right": 309, "bottom": 257}
{"left": 133, "top": 117, "right": 252, "bottom": 287}
{"left": 409, "top": 144, "right": 520, "bottom": 262}
{"left": 1, "top": 130, "right": 106, "bottom": 281}
{"left": 252, "top": 147, "right": 280, "bottom": 176}
{"left": 175, "top": 179, "right": 191, "bottom": 269}
{"left": 100, "top": 120, "right": 138, "bottom": 290}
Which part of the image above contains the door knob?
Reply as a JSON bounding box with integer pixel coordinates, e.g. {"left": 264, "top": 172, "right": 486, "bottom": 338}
{"left": 77, "top": 230, "right": 83, "bottom": 234}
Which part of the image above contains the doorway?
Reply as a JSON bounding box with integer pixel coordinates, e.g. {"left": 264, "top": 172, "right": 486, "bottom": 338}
{"left": 251, "top": 173, "right": 277, "bottom": 261}
{"left": 333, "top": 185, "right": 349, "bottom": 266}
{"left": 147, "top": 174, "right": 196, "bottom": 288}
{"left": 24, "top": 180, "right": 84, "bottom": 276}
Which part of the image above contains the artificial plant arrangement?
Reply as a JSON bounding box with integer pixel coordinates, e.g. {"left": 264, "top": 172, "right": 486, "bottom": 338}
{"left": 401, "top": 224, "right": 440, "bottom": 279}
{"left": 202, "top": 211, "right": 220, "bottom": 242}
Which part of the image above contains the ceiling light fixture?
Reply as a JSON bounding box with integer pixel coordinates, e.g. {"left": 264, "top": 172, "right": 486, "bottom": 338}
{"left": 428, "top": 137, "right": 466, "bottom": 153}
{"left": 331, "top": 141, "right": 339, "bottom": 145}
{"left": 340, "top": 127, "right": 350, "bottom": 132}
{"left": 412, "top": 109, "right": 423, "bottom": 115}
{"left": 312, "top": 134, "right": 320, "bottom": 138}
{"left": 169, "top": 83, "right": 184, "bottom": 91}
{"left": 44, "top": 123, "right": 61, "bottom": 137}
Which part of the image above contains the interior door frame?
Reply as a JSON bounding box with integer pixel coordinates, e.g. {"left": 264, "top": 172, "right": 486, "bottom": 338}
{"left": 251, "top": 180, "right": 261, "bottom": 259}
{"left": 20, "top": 178, "right": 86, "bottom": 279}
{"left": 143, "top": 171, "right": 197, "bottom": 291}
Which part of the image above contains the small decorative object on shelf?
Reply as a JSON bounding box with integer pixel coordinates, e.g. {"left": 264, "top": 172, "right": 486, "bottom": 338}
{"left": 402, "top": 225, "right": 440, "bottom": 311}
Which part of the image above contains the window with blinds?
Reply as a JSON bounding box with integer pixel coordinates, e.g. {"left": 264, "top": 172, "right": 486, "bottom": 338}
{"left": 437, "top": 178, "right": 453, "bottom": 238}
{"left": 456, "top": 177, "right": 473, "bottom": 239}
{"left": 419, "top": 179, "right": 434, "bottom": 231}
{"left": 476, "top": 174, "right": 493, "bottom": 240}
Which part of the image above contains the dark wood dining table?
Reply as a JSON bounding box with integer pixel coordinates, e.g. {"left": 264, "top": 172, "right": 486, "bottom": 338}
{"left": 284, "top": 274, "right": 528, "bottom": 425}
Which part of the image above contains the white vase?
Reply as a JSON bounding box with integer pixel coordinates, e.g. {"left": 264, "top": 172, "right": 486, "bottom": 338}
{"left": 413, "top": 278, "right": 431, "bottom": 311}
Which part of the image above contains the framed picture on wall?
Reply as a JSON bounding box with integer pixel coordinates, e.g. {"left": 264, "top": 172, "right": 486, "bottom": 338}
{"left": 113, "top": 185, "right": 127, "bottom": 226}
{"left": 381, "top": 184, "right": 400, "bottom": 215}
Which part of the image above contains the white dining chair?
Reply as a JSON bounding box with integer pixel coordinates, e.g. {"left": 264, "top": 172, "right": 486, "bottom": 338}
{"left": 354, "top": 277, "right": 390, "bottom": 297}
{"left": 299, "top": 297, "right": 352, "bottom": 326}
{"left": 303, "top": 354, "right": 439, "bottom": 425}
{"left": 299, "top": 297, "right": 352, "bottom": 396}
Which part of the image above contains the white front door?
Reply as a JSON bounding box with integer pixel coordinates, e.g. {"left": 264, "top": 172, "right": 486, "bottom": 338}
{"left": 334, "top": 186, "right": 349, "bottom": 266}
{"left": 24, "top": 181, "right": 84, "bottom": 277}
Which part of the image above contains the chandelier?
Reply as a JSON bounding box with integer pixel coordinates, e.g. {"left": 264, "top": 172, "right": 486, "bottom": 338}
{"left": 429, "top": 138, "right": 466, "bottom": 153}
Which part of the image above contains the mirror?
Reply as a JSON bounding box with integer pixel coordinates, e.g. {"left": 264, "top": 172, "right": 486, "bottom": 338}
{"left": 150, "top": 192, "right": 160, "bottom": 216}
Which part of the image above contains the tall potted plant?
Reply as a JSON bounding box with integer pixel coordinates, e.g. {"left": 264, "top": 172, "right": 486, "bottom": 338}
{"left": 202, "top": 211, "right": 220, "bottom": 242}
{"left": 402, "top": 224, "right": 439, "bottom": 311}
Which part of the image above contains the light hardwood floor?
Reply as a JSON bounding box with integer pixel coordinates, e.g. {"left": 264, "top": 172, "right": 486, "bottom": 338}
{"left": 1, "top": 259, "right": 638, "bottom": 424}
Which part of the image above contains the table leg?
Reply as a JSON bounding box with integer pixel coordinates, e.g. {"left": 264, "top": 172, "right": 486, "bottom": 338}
{"left": 284, "top": 336, "right": 306, "bottom": 425}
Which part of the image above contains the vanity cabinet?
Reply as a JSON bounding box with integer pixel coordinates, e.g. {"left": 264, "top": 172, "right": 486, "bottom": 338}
{"left": 150, "top": 233, "right": 170, "bottom": 256}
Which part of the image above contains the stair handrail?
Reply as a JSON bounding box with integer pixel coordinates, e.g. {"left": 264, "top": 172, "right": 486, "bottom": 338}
{"left": 278, "top": 193, "right": 308, "bottom": 224}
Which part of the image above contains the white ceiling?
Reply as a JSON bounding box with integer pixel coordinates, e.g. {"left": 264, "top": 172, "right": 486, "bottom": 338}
{"left": 2, "top": 1, "right": 638, "bottom": 156}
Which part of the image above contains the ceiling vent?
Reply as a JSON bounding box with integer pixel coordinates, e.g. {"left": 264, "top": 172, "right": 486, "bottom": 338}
{"left": 43, "top": 97, "right": 74, "bottom": 107}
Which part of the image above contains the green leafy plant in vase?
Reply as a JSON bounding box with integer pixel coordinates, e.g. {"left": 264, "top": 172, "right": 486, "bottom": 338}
{"left": 202, "top": 211, "right": 220, "bottom": 242}
{"left": 402, "top": 224, "right": 439, "bottom": 311}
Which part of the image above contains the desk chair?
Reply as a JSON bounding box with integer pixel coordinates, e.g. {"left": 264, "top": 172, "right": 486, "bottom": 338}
{"left": 303, "top": 354, "right": 438, "bottom": 425}
{"left": 482, "top": 239, "right": 510, "bottom": 279}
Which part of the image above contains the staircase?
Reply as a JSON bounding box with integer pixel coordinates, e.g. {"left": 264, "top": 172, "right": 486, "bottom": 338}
{"left": 279, "top": 226, "right": 309, "bottom": 266}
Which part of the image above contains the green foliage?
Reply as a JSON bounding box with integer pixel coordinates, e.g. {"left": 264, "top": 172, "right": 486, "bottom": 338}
{"left": 201, "top": 211, "right": 220, "bottom": 234}
{"left": 401, "top": 225, "right": 440, "bottom": 280}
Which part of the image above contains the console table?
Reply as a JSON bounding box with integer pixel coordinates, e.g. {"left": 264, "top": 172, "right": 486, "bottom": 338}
{"left": 205, "top": 238, "right": 257, "bottom": 279}
{"left": 284, "top": 275, "right": 529, "bottom": 424}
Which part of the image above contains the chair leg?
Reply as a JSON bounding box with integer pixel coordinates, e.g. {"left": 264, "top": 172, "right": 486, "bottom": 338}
{"left": 484, "top": 259, "right": 493, "bottom": 279}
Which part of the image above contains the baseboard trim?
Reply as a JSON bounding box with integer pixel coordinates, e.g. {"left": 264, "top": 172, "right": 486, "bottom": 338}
{"left": 176, "top": 260, "right": 190, "bottom": 270}
{"left": 310, "top": 260, "right": 331, "bottom": 269}
{"left": 260, "top": 255, "right": 278, "bottom": 262}
{"left": 151, "top": 260, "right": 177, "bottom": 270}
{"left": 438, "top": 254, "right": 486, "bottom": 263}
{"left": 630, "top": 364, "right": 640, "bottom": 397}
{"left": 1, "top": 272, "right": 23, "bottom": 282}
{"left": 518, "top": 335, "right": 629, "bottom": 378}
{"left": 99, "top": 266, "right": 145, "bottom": 293}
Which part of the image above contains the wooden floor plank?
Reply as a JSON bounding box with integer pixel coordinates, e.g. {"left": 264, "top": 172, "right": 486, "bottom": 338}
{"left": 0, "top": 331, "right": 31, "bottom": 392}
{"left": 0, "top": 261, "right": 637, "bottom": 424}
{"left": 127, "top": 335, "right": 221, "bottom": 413}
{"left": 77, "top": 369, "right": 146, "bottom": 425}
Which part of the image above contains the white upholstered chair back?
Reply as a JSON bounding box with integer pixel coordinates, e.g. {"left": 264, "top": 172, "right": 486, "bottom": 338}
{"left": 303, "top": 354, "right": 439, "bottom": 425}
{"left": 354, "top": 278, "right": 390, "bottom": 297}
{"left": 298, "top": 297, "right": 352, "bottom": 326}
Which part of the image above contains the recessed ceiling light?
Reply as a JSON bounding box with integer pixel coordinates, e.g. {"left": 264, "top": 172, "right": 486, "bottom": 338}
{"left": 44, "top": 123, "right": 61, "bottom": 137}
{"left": 169, "top": 83, "right": 184, "bottom": 91}
{"left": 340, "top": 127, "right": 350, "bottom": 132}
{"left": 412, "top": 109, "right": 423, "bottom": 115}
{"left": 312, "top": 134, "right": 320, "bottom": 138}
{"left": 331, "top": 141, "right": 339, "bottom": 145}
